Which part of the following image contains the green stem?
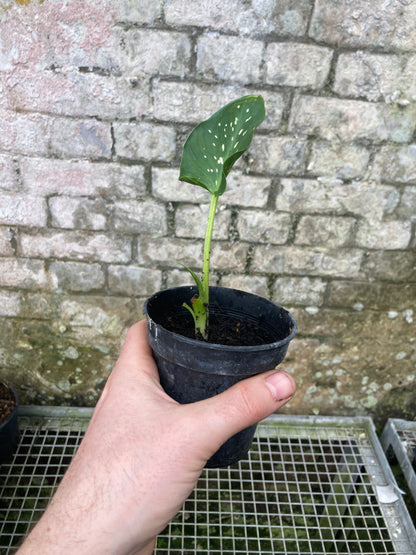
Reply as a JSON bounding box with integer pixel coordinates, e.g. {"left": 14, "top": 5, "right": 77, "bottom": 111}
{"left": 201, "top": 193, "right": 219, "bottom": 306}
{"left": 185, "top": 193, "right": 219, "bottom": 340}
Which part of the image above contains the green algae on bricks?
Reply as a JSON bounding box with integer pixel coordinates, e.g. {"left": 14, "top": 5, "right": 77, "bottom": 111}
{"left": 178, "top": 95, "right": 265, "bottom": 340}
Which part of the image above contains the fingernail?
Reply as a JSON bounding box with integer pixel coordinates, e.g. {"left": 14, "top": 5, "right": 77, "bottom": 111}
{"left": 265, "top": 372, "right": 295, "bottom": 402}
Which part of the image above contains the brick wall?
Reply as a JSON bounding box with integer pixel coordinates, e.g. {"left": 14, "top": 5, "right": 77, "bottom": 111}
{"left": 0, "top": 0, "right": 415, "bottom": 421}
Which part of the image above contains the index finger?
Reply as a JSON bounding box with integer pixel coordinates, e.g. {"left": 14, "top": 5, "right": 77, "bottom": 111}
{"left": 114, "top": 320, "right": 159, "bottom": 381}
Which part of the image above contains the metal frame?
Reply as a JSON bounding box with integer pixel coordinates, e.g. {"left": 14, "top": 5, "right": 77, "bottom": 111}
{"left": 1, "top": 408, "right": 415, "bottom": 554}
{"left": 381, "top": 418, "right": 416, "bottom": 503}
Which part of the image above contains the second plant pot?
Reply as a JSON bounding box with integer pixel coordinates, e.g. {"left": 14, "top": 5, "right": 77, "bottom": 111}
{"left": 144, "top": 286, "right": 297, "bottom": 467}
{"left": 0, "top": 381, "right": 19, "bottom": 464}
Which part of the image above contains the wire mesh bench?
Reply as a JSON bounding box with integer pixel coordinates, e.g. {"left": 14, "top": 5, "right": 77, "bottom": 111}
{"left": 1, "top": 408, "right": 415, "bottom": 554}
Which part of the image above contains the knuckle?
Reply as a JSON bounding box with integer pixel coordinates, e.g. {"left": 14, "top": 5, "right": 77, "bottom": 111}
{"left": 236, "top": 380, "right": 265, "bottom": 423}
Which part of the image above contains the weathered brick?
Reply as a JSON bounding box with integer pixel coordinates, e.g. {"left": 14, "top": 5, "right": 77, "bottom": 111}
{"left": 197, "top": 34, "right": 263, "bottom": 84}
{"left": 20, "top": 231, "right": 131, "bottom": 263}
{"left": 382, "top": 283, "right": 416, "bottom": 312}
{"left": 307, "top": 141, "right": 370, "bottom": 179}
{"left": 295, "top": 215, "right": 356, "bottom": 247}
{"left": 237, "top": 210, "right": 291, "bottom": 244}
{"left": 289, "top": 307, "right": 354, "bottom": 338}
{"left": 60, "top": 295, "right": 136, "bottom": 339}
{"left": 273, "top": 277, "right": 327, "bottom": 306}
{"left": 249, "top": 136, "right": 308, "bottom": 175}
{"left": 21, "top": 158, "right": 146, "bottom": 199}
{"left": 356, "top": 220, "right": 412, "bottom": 250}
{"left": 276, "top": 179, "right": 399, "bottom": 221}
{"left": 1, "top": 69, "right": 150, "bottom": 120}
{"left": 0, "top": 155, "right": 17, "bottom": 190}
{"left": 310, "top": 0, "right": 416, "bottom": 51}
{"left": 152, "top": 168, "right": 271, "bottom": 208}
{"left": 220, "top": 274, "right": 269, "bottom": 297}
{"left": 166, "top": 0, "right": 312, "bottom": 37}
{"left": 359, "top": 251, "right": 416, "bottom": 282}
{"left": 372, "top": 144, "right": 416, "bottom": 184}
{"left": 137, "top": 237, "right": 203, "bottom": 269}
{"left": 327, "top": 281, "right": 382, "bottom": 310}
{"left": 333, "top": 52, "right": 403, "bottom": 102}
{"left": 0, "top": 0, "right": 118, "bottom": 72}
{"left": 108, "top": 265, "right": 162, "bottom": 296}
{"left": 289, "top": 95, "right": 416, "bottom": 143}
{"left": 0, "top": 111, "right": 50, "bottom": 156}
{"left": 0, "top": 193, "right": 47, "bottom": 227}
{"left": 121, "top": 29, "right": 191, "bottom": 79}
{"left": 49, "top": 261, "right": 105, "bottom": 292}
{"left": 165, "top": 269, "right": 195, "bottom": 289}
{"left": 49, "top": 197, "right": 107, "bottom": 230}
{"left": 211, "top": 242, "right": 248, "bottom": 271}
{"left": 397, "top": 187, "right": 416, "bottom": 221}
{"left": 115, "top": 0, "right": 163, "bottom": 23}
{"left": 254, "top": 245, "right": 363, "bottom": 278}
{"left": 50, "top": 118, "right": 112, "bottom": 159}
{"left": 403, "top": 55, "right": 416, "bottom": 102}
{"left": 17, "top": 292, "right": 58, "bottom": 320}
{"left": 0, "top": 228, "right": 14, "bottom": 256}
{"left": 112, "top": 200, "right": 167, "bottom": 235}
{"left": 153, "top": 81, "right": 285, "bottom": 129}
{"left": 152, "top": 168, "right": 209, "bottom": 203}
{"left": 265, "top": 43, "right": 332, "bottom": 88}
{"left": 0, "top": 291, "right": 21, "bottom": 316}
{"left": 175, "top": 205, "right": 230, "bottom": 239}
{"left": 222, "top": 173, "right": 271, "bottom": 208}
{"left": 0, "top": 258, "right": 48, "bottom": 289}
{"left": 114, "top": 122, "right": 176, "bottom": 162}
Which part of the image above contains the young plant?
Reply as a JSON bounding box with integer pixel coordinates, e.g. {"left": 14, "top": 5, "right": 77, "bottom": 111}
{"left": 178, "top": 95, "right": 265, "bottom": 340}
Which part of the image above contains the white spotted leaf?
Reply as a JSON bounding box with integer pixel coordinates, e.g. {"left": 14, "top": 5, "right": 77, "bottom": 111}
{"left": 179, "top": 95, "right": 265, "bottom": 196}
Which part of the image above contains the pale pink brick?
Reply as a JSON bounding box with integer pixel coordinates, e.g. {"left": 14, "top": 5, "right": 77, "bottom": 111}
{"left": 0, "top": 193, "right": 47, "bottom": 227}
{"left": 1, "top": 69, "right": 150, "bottom": 120}
{"left": 0, "top": 0, "right": 118, "bottom": 72}
{"left": 0, "top": 155, "right": 17, "bottom": 190}
{"left": 0, "top": 258, "right": 48, "bottom": 289}
{"left": 50, "top": 118, "right": 112, "bottom": 159}
{"left": 20, "top": 231, "right": 131, "bottom": 263}
{"left": 49, "top": 196, "right": 107, "bottom": 230}
{"left": 0, "top": 290, "right": 21, "bottom": 316}
{"left": 20, "top": 159, "right": 146, "bottom": 199}
{"left": 120, "top": 29, "right": 191, "bottom": 78}
{"left": 0, "top": 228, "right": 14, "bottom": 256}
{"left": 153, "top": 81, "right": 285, "bottom": 129}
{"left": 115, "top": 0, "right": 163, "bottom": 23}
{"left": 114, "top": 122, "right": 176, "bottom": 162}
{"left": 0, "top": 111, "right": 50, "bottom": 156}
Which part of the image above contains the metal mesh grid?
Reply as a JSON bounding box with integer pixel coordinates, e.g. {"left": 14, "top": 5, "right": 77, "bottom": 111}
{"left": 155, "top": 419, "right": 416, "bottom": 554}
{"left": 1, "top": 410, "right": 415, "bottom": 554}
{"left": 381, "top": 419, "right": 416, "bottom": 504}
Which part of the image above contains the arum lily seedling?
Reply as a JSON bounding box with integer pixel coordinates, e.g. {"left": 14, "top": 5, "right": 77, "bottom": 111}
{"left": 178, "top": 95, "right": 265, "bottom": 340}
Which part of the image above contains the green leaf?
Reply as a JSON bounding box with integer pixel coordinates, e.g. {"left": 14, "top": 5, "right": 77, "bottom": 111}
{"left": 179, "top": 95, "right": 265, "bottom": 196}
{"left": 177, "top": 262, "right": 204, "bottom": 297}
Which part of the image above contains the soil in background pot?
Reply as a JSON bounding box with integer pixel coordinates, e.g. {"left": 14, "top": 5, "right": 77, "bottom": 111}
{"left": 0, "top": 381, "right": 19, "bottom": 464}
{"left": 0, "top": 382, "right": 16, "bottom": 425}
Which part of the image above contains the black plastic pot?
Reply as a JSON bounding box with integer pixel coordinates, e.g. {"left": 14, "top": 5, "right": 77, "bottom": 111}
{"left": 0, "top": 382, "right": 19, "bottom": 464}
{"left": 144, "top": 286, "right": 297, "bottom": 468}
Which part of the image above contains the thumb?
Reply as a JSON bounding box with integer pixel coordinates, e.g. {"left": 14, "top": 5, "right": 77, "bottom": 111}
{"left": 190, "top": 370, "right": 296, "bottom": 455}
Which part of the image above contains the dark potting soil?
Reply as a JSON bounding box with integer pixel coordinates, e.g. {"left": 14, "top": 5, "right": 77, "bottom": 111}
{"left": 0, "top": 383, "right": 16, "bottom": 425}
{"left": 164, "top": 312, "right": 285, "bottom": 346}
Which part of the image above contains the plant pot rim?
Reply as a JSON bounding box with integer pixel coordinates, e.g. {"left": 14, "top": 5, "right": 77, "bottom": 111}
{"left": 144, "top": 285, "right": 297, "bottom": 353}
{"left": 0, "top": 380, "right": 18, "bottom": 428}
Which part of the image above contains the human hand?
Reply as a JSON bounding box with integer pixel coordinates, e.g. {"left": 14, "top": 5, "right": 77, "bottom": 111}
{"left": 18, "top": 320, "right": 296, "bottom": 555}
